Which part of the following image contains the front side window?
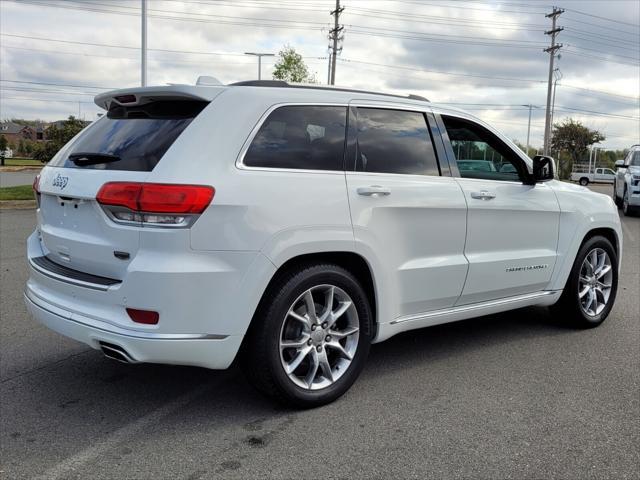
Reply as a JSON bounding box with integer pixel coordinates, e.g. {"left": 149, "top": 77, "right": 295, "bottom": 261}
{"left": 442, "top": 115, "right": 525, "bottom": 182}
{"left": 354, "top": 108, "right": 439, "bottom": 176}
{"left": 244, "top": 105, "right": 347, "bottom": 171}
{"left": 630, "top": 151, "right": 640, "bottom": 167}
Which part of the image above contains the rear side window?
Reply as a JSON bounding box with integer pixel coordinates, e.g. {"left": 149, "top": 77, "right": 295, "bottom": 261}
{"left": 49, "top": 101, "right": 208, "bottom": 171}
{"left": 354, "top": 108, "right": 439, "bottom": 176}
{"left": 243, "top": 106, "right": 347, "bottom": 171}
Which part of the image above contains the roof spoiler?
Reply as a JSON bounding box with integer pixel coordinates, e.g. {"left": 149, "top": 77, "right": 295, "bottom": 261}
{"left": 94, "top": 85, "right": 222, "bottom": 110}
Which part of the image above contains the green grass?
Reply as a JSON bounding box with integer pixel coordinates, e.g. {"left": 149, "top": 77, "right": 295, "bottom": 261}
{"left": 2, "top": 157, "right": 42, "bottom": 166}
{"left": 0, "top": 185, "right": 34, "bottom": 201}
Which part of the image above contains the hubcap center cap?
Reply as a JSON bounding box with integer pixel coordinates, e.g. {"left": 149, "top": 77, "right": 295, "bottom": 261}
{"left": 311, "top": 327, "right": 325, "bottom": 344}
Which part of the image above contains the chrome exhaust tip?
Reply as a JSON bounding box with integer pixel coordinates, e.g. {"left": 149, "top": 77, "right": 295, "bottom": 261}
{"left": 99, "top": 341, "right": 135, "bottom": 364}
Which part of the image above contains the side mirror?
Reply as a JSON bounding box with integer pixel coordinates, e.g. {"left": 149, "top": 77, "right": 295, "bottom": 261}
{"left": 532, "top": 155, "right": 555, "bottom": 182}
{"left": 615, "top": 159, "right": 627, "bottom": 169}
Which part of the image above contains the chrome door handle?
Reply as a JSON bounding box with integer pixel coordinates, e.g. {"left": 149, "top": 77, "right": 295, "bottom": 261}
{"left": 470, "top": 190, "right": 496, "bottom": 200}
{"left": 357, "top": 185, "right": 391, "bottom": 197}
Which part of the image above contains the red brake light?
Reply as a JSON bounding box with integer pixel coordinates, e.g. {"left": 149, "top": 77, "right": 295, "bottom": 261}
{"left": 97, "top": 182, "right": 214, "bottom": 214}
{"left": 126, "top": 308, "right": 159, "bottom": 325}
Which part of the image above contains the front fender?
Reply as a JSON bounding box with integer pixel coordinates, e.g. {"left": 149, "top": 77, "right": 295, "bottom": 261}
{"left": 548, "top": 182, "right": 622, "bottom": 291}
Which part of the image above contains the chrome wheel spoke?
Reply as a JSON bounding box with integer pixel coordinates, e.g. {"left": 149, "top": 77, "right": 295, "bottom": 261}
{"left": 326, "top": 340, "right": 353, "bottom": 360}
{"left": 578, "top": 285, "right": 591, "bottom": 298}
{"left": 304, "top": 350, "right": 320, "bottom": 388}
{"left": 596, "top": 264, "right": 611, "bottom": 279}
{"left": 280, "top": 336, "right": 310, "bottom": 350}
{"left": 327, "top": 300, "right": 352, "bottom": 329}
{"left": 303, "top": 290, "right": 318, "bottom": 323}
{"left": 318, "top": 349, "right": 333, "bottom": 382}
{"left": 319, "top": 286, "right": 335, "bottom": 322}
{"left": 284, "top": 346, "right": 312, "bottom": 374}
{"left": 288, "top": 310, "right": 311, "bottom": 328}
{"left": 329, "top": 325, "right": 359, "bottom": 340}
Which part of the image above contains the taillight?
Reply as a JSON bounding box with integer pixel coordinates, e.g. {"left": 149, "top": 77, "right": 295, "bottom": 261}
{"left": 96, "top": 182, "right": 214, "bottom": 227}
{"left": 126, "top": 308, "right": 159, "bottom": 325}
{"left": 32, "top": 174, "right": 41, "bottom": 207}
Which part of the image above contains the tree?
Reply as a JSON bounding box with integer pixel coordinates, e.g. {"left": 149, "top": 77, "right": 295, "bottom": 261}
{"left": 0, "top": 134, "right": 7, "bottom": 166}
{"left": 33, "top": 116, "right": 86, "bottom": 163}
{"left": 272, "top": 45, "right": 317, "bottom": 84}
{"left": 551, "top": 118, "right": 605, "bottom": 179}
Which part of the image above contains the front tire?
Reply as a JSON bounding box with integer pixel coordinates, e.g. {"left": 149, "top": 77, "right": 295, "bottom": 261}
{"left": 579, "top": 177, "right": 589, "bottom": 186}
{"left": 613, "top": 182, "right": 623, "bottom": 208}
{"left": 241, "top": 263, "right": 372, "bottom": 408}
{"left": 551, "top": 235, "right": 618, "bottom": 328}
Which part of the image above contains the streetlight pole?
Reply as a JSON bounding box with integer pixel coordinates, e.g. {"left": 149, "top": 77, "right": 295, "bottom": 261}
{"left": 521, "top": 104, "right": 539, "bottom": 157}
{"left": 244, "top": 52, "right": 275, "bottom": 80}
{"left": 141, "top": 0, "right": 147, "bottom": 87}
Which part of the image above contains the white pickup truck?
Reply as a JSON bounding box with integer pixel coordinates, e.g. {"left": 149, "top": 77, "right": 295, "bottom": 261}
{"left": 571, "top": 165, "right": 616, "bottom": 186}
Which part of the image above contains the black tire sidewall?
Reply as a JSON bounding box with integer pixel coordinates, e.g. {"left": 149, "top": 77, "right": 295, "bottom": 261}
{"left": 563, "top": 236, "right": 618, "bottom": 327}
{"left": 261, "top": 264, "right": 372, "bottom": 407}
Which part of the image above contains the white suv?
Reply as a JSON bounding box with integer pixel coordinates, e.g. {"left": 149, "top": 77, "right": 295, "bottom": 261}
{"left": 613, "top": 145, "right": 640, "bottom": 216}
{"left": 25, "top": 80, "right": 622, "bottom": 406}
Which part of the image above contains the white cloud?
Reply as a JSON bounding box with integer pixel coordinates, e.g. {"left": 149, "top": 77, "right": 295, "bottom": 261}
{"left": 1, "top": 0, "right": 638, "bottom": 149}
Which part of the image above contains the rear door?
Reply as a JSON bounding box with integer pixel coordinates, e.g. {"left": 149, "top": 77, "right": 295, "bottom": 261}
{"left": 36, "top": 99, "right": 209, "bottom": 279}
{"left": 345, "top": 104, "right": 468, "bottom": 319}
{"left": 438, "top": 114, "right": 560, "bottom": 305}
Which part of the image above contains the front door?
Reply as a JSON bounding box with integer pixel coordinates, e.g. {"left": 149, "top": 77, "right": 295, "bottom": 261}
{"left": 439, "top": 114, "right": 561, "bottom": 305}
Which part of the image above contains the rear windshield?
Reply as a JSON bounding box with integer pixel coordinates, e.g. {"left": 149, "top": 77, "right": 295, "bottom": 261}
{"left": 49, "top": 100, "right": 208, "bottom": 171}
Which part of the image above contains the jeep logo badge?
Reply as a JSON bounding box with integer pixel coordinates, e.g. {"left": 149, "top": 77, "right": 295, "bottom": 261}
{"left": 52, "top": 174, "right": 69, "bottom": 190}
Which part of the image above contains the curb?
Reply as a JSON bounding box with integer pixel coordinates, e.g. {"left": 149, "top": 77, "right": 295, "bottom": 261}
{"left": 0, "top": 200, "right": 37, "bottom": 210}
{"left": 0, "top": 166, "right": 43, "bottom": 172}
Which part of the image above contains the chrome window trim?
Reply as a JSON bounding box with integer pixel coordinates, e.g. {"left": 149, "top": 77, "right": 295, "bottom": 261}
{"left": 235, "top": 102, "right": 349, "bottom": 174}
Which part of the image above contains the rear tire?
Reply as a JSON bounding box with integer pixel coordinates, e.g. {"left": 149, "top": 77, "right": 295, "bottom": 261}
{"left": 550, "top": 235, "right": 618, "bottom": 328}
{"left": 579, "top": 177, "right": 589, "bottom": 186}
{"left": 241, "top": 263, "right": 372, "bottom": 408}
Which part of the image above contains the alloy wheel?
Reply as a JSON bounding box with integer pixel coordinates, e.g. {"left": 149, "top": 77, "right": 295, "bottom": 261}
{"left": 578, "top": 248, "right": 613, "bottom": 317}
{"left": 279, "top": 284, "right": 359, "bottom": 390}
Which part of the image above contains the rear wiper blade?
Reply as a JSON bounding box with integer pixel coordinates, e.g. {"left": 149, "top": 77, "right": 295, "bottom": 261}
{"left": 69, "top": 152, "right": 121, "bottom": 166}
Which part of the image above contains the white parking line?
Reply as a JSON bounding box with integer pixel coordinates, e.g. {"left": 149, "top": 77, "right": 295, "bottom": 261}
{"left": 34, "top": 381, "right": 215, "bottom": 480}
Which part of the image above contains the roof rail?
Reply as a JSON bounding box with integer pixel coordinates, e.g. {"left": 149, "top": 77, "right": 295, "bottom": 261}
{"left": 228, "top": 80, "right": 429, "bottom": 102}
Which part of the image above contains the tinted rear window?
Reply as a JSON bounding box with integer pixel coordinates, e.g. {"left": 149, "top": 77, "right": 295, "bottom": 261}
{"left": 49, "top": 101, "right": 208, "bottom": 171}
{"left": 243, "top": 105, "right": 347, "bottom": 171}
{"left": 354, "top": 108, "right": 440, "bottom": 176}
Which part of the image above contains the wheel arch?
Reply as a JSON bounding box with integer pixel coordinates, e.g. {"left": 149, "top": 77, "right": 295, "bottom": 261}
{"left": 245, "top": 251, "right": 379, "bottom": 341}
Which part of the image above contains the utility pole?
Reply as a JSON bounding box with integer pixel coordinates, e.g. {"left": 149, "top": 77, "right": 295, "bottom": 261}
{"left": 244, "top": 52, "right": 275, "bottom": 80}
{"left": 141, "top": 0, "right": 147, "bottom": 87}
{"left": 328, "top": 0, "right": 344, "bottom": 85}
{"left": 543, "top": 6, "right": 564, "bottom": 155}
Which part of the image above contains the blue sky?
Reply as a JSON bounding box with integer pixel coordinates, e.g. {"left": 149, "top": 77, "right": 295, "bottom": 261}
{"left": 1, "top": 0, "right": 638, "bottom": 150}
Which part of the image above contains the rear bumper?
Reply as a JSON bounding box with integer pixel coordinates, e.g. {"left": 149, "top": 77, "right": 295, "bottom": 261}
{"left": 25, "top": 230, "right": 277, "bottom": 369}
{"left": 24, "top": 288, "right": 243, "bottom": 369}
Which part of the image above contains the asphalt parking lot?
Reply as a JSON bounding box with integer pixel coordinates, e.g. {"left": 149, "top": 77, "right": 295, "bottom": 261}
{"left": 1, "top": 185, "right": 638, "bottom": 479}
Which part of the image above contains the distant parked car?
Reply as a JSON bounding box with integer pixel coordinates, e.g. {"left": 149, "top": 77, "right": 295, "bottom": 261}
{"left": 456, "top": 159, "right": 497, "bottom": 172}
{"left": 571, "top": 165, "right": 616, "bottom": 186}
{"left": 613, "top": 145, "right": 640, "bottom": 216}
{"left": 1, "top": 147, "right": 13, "bottom": 158}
